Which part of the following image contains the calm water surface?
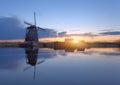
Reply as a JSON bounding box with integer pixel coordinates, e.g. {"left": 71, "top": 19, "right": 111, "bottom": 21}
{"left": 0, "top": 48, "right": 120, "bottom": 85}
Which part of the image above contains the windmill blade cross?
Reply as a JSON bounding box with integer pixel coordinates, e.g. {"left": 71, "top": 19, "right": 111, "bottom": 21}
{"left": 37, "top": 27, "right": 46, "bottom": 31}
{"left": 24, "top": 21, "right": 33, "bottom": 26}
{"left": 34, "top": 12, "right": 36, "bottom": 26}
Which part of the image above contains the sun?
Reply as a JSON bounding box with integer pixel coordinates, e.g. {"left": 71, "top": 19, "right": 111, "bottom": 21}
{"left": 73, "top": 39, "right": 79, "bottom": 43}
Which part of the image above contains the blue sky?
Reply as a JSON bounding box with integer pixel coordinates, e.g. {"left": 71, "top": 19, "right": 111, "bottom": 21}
{"left": 0, "top": 0, "right": 120, "bottom": 40}
{"left": 0, "top": 0, "right": 120, "bottom": 32}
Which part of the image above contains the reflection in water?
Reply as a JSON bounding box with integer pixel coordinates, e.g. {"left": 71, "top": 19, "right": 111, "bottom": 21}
{"left": 0, "top": 49, "right": 23, "bottom": 70}
{"left": 85, "top": 48, "right": 120, "bottom": 52}
{"left": 25, "top": 48, "right": 38, "bottom": 66}
{"left": 0, "top": 48, "right": 119, "bottom": 71}
{"left": 24, "top": 47, "right": 45, "bottom": 80}
{"left": 83, "top": 48, "right": 120, "bottom": 56}
{"left": 0, "top": 47, "right": 120, "bottom": 84}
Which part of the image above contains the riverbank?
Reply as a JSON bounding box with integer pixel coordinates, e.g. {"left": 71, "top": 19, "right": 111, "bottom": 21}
{"left": 0, "top": 42, "right": 120, "bottom": 48}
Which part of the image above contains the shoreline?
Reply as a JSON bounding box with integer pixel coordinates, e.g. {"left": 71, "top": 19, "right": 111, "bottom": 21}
{"left": 0, "top": 42, "right": 120, "bottom": 48}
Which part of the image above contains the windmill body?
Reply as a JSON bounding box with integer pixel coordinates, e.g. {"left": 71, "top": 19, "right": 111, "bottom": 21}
{"left": 19, "top": 13, "right": 45, "bottom": 48}
{"left": 25, "top": 26, "right": 38, "bottom": 42}
{"left": 24, "top": 25, "right": 39, "bottom": 47}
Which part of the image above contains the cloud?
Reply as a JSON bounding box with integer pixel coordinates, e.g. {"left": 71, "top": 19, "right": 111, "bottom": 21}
{"left": 0, "top": 17, "right": 57, "bottom": 39}
{"left": 57, "top": 32, "right": 97, "bottom": 37}
{"left": 99, "top": 31, "right": 120, "bottom": 35}
{"left": 58, "top": 31, "right": 67, "bottom": 37}
{"left": 80, "top": 32, "right": 98, "bottom": 36}
{"left": 56, "top": 30, "right": 120, "bottom": 37}
{"left": 38, "top": 28, "right": 57, "bottom": 37}
{"left": 99, "top": 29, "right": 115, "bottom": 32}
{"left": 0, "top": 17, "right": 25, "bottom": 39}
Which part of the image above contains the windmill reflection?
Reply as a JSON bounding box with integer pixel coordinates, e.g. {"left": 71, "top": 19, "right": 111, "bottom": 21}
{"left": 24, "top": 47, "right": 45, "bottom": 80}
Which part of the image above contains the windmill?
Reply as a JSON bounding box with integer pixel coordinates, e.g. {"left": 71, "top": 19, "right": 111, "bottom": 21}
{"left": 20, "top": 12, "right": 45, "bottom": 47}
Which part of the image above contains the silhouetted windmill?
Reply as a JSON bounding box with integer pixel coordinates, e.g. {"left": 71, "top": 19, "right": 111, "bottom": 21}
{"left": 20, "top": 12, "right": 45, "bottom": 47}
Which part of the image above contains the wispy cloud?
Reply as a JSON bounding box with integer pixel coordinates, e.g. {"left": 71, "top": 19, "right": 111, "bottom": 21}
{"left": 57, "top": 32, "right": 98, "bottom": 37}
{"left": 58, "top": 31, "right": 67, "bottom": 37}
{"left": 99, "top": 31, "right": 120, "bottom": 35}
{"left": 99, "top": 29, "right": 115, "bottom": 32}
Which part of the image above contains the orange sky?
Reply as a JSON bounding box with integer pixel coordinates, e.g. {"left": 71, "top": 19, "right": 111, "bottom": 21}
{"left": 0, "top": 35, "right": 119, "bottom": 43}
{"left": 39, "top": 35, "right": 120, "bottom": 42}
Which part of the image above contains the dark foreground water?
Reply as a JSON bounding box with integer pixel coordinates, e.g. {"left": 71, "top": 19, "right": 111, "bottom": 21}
{"left": 0, "top": 48, "right": 120, "bottom": 85}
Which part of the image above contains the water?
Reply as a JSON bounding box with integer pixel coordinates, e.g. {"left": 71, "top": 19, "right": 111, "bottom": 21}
{"left": 0, "top": 48, "right": 120, "bottom": 85}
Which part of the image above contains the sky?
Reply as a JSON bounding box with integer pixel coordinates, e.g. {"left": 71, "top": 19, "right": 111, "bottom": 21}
{"left": 0, "top": 0, "right": 120, "bottom": 42}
